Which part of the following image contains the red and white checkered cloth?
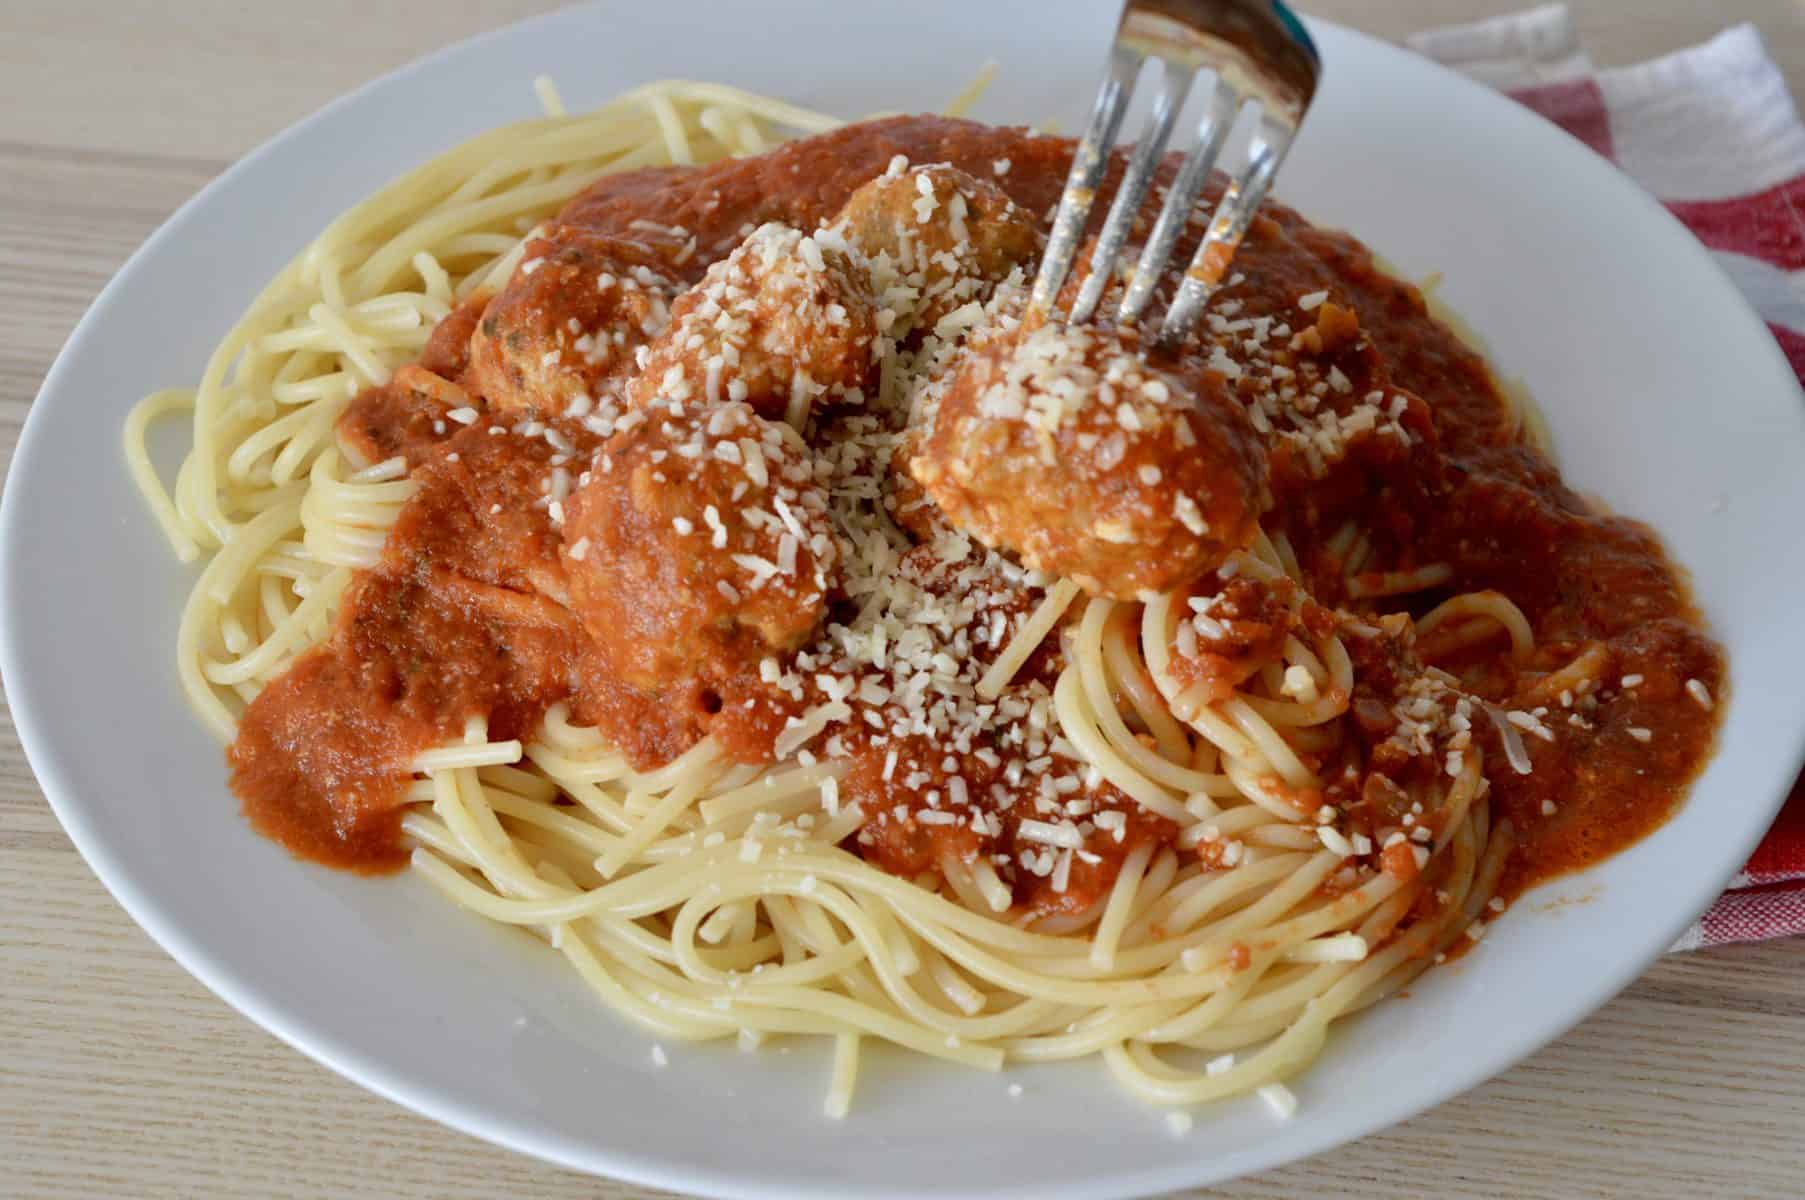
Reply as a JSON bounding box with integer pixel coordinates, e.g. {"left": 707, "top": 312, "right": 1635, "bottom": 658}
{"left": 1409, "top": 5, "right": 1805, "bottom": 949}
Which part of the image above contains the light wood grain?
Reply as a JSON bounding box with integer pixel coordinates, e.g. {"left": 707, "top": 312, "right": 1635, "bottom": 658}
{"left": 3, "top": 3, "right": 1804, "bottom": 1198}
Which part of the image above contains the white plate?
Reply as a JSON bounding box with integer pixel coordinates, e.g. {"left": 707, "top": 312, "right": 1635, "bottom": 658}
{"left": 5, "top": 4, "right": 1804, "bottom": 1196}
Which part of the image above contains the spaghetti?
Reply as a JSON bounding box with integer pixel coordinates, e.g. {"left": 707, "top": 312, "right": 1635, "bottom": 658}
{"left": 126, "top": 77, "right": 1724, "bottom": 1123}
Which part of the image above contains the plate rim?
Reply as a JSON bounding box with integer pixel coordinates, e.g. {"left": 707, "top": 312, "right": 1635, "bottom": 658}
{"left": 4, "top": 5, "right": 1802, "bottom": 1197}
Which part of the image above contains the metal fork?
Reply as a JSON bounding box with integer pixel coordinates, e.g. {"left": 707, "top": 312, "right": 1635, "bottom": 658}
{"left": 1028, "top": 0, "right": 1321, "bottom": 344}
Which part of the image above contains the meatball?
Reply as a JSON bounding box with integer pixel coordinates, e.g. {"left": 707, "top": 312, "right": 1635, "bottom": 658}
{"left": 468, "top": 225, "right": 681, "bottom": 417}
{"left": 1056, "top": 239, "right": 1436, "bottom": 532}
{"left": 912, "top": 321, "right": 1266, "bottom": 599}
{"left": 560, "top": 400, "right": 840, "bottom": 692}
{"left": 834, "top": 163, "right": 1042, "bottom": 338}
{"left": 627, "top": 223, "right": 879, "bottom": 424}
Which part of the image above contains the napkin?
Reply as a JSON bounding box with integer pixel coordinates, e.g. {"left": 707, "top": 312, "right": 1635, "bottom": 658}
{"left": 1409, "top": 4, "right": 1805, "bottom": 949}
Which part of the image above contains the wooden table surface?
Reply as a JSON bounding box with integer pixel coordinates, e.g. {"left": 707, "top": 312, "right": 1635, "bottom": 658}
{"left": 3, "top": 2, "right": 1802, "bottom": 1197}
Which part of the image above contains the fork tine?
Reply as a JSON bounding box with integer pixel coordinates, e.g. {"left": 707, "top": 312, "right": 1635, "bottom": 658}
{"left": 1159, "top": 108, "right": 1297, "bottom": 342}
{"left": 1028, "top": 46, "right": 1143, "bottom": 320}
{"left": 1116, "top": 78, "right": 1240, "bottom": 327}
{"left": 1067, "top": 60, "right": 1195, "bottom": 325}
